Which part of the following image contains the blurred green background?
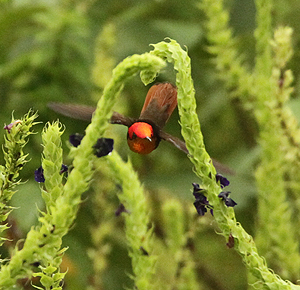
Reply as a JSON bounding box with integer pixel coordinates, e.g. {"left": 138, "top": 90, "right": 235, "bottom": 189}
{"left": 1, "top": 0, "right": 300, "bottom": 289}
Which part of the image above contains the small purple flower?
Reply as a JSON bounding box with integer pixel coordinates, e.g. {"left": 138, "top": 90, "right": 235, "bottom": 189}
{"left": 216, "top": 173, "right": 230, "bottom": 188}
{"left": 193, "top": 199, "right": 209, "bottom": 216}
{"left": 192, "top": 183, "right": 206, "bottom": 199}
{"left": 34, "top": 166, "right": 45, "bottom": 183}
{"left": 35, "top": 164, "right": 69, "bottom": 182}
{"left": 192, "top": 183, "right": 213, "bottom": 216}
{"left": 115, "top": 203, "right": 128, "bottom": 216}
{"left": 93, "top": 138, "right": 114, "bottom": 157}
{"left": 218, "top": 191, "right": 237, "bottom": 207}
{"left": 60, "top": 164, "right": 68, "bottom": 175}
{"left": 69, "top": 133, "right": 84, "bottom": 147}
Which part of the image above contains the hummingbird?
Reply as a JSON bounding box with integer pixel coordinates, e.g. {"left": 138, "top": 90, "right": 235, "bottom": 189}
{"left": 48, "top": 82, "right": 188, "bottom": 154}
{"left": 48, "top": 82, "right": 234, "bottom": 174}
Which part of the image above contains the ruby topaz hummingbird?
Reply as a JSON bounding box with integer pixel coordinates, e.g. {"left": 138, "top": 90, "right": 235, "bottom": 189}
{"left": 49, "top": 82, "right": 188, "bottom": 155}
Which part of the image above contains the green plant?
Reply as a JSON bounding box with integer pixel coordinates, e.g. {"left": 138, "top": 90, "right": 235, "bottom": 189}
{"left": 1, "top": 0, "right": 300, "bottom": 289}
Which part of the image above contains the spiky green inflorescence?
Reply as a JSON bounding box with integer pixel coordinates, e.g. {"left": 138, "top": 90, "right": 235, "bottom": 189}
{"left": 253, "top": 0, "right": 300, "bottom": 282}
{"left": 162, "top": 199, "right": 199, "bottom": 290}
{"left": 199, "top": 0, "right": 253, "bottom": 106}
{"left": 87, "top": 174, "right": 118, "bottom": 290}
{"left": 271, "top": 27, "right": 300, "bottom": 251}
{"left": 41, "top": 122, "right": 65, "bottom": 209}
{"left": 254, "top": 24, "right": 300, "bottom": 281}
{"left": 200, "top": 0, "right": 300, "bottom": 286}
{"left": 92, "top": 21, "right": 116, "bottom": 91}
{"left": 150, "top": 39, "right": 216, "bottom": 182}
{"left": 32, "top": 263, "right": 66, "bottom": 290}
{"left": 105, "top": 152, "right": 156, "bottom": 290}
{"left": 149, "top": 38, "right": 300, "bottom": 289}
{"left": 80, "top": 53, "right": 164, "bottom": 290}
{"left": 0, "top": 122, "right": 67, "bottom": 289}
{"left": 0, "top": 110, "right": 38, "bottom": 245}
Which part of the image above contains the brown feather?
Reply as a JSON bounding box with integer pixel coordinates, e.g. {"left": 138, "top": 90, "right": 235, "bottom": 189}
{"left": 110, "top": 112, "right": 135, "bottom": 127}
{"left": 139, "top": 83, "right": 177, "bottom": 129}
{"left": 159, "top": 130, "right": 188, "bottom": 154}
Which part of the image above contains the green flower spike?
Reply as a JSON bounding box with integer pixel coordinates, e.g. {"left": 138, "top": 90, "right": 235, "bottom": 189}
{"left": 105, "top": 152, "right": 156, "bottom": 290}
{"left": 199, "top": 0, "right": 300, "bottom": 286}
{"left": 0, "top": 110, "right": 38, "bottom": 245}
{"left": 0, "top": 121, "right": 67, "bottom": 290}
{"left": 149, "top": 39, "right": 300, "bottom": 289}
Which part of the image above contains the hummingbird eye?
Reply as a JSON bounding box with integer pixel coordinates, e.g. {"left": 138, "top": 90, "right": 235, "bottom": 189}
{"left": 127, "top": 129, "right": 137, "bottom": 140}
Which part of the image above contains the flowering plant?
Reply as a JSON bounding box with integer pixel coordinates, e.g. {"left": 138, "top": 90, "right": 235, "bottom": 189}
{"left": 1, "top": 0, "right": 300, "bottom": 289}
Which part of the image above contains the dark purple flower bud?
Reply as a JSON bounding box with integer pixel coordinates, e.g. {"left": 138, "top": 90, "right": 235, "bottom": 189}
{"left": 216, "top": 173, "right": 230, "bottom": 188}
{"left": 192, "top": 183, "right": 206, "bottom": 199}
{"left": 192, "top": 182, "right": 202, "bottom": 192}
{"left": 218, "top": 191, "right": 230, "bottom": 199}
{"left": 218, "top": 191, "right": 237, "bottom": 207}
{"left": 93, "top": 138, "right": 114, "bottom": 157}
{"left": 115, "top": 203, "right": 128, "bottom": 216}
{"left": 69, "top": 133, "right": 84, "bottom": 147}
{"left": 35, "top": 164, "right": 68, "bottom": 182}
{"left": 34, "top": 166, "right": 45, "bottom": 183}
{"left": 224, "top": 198, "right": 237, "bottom": 207}
{"left": 193, "top": 200, "right": 208, "bottom": 216}
{"left": 60, "top": 164, "right": 68, "bottom": 175}
{"left": 192, "top": 183, "right": 213, "bottom": 216}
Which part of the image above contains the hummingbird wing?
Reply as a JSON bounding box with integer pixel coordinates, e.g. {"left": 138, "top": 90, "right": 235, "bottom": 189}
{"left": 48, "top": 103, "right": 95, "bottom": 121}
{"left": 139, "top": 83, "right": 177, "bottom": 129}
{"left": 158, "top": 130, "right": 189, "bottom": 154}
{"left": 48, "top": 103, "right": 134, "bottom": 127}
{"left": 110, "top": 111, "right": 135, "bottom": 127}
{"left": 159, "top": 130, "right": 235, "bottom": 175}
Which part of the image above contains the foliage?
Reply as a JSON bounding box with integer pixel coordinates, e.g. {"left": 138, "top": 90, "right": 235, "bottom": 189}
{"left": 1, "top": 0, "right": 300, "bottom": 289}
